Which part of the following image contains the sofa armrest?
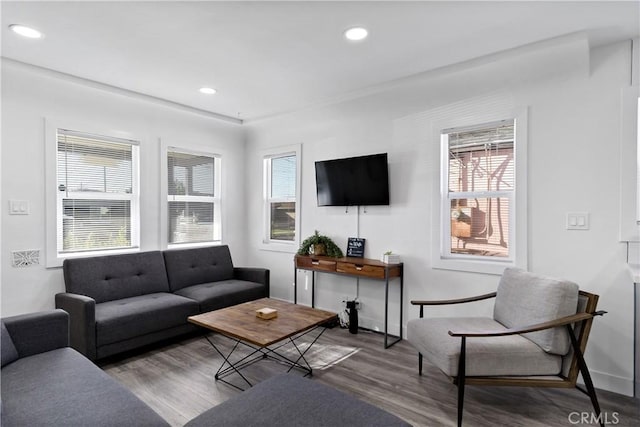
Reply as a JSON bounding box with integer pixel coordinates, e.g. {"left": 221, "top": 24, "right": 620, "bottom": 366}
{"left": 3, "top": 309, "right": 69, "bottom": 358}
{"left": 234, "top": 267, "right": 270, "bottom": 296}
{"left": 55, "top": 293, "right": 97, "bottom": 360}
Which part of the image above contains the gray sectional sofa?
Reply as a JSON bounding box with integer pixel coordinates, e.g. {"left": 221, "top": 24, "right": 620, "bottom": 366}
{"left": 1, "top": 309, "right": 169, "bottom": 426}
{"left": 56, "top": 245, "right": 269, "bottom": 360}
{"left": 2, "top": 310, "right": 410, "bottom": 427}
{"left": 186, "top": 373, "right": 411, "bottom": 427}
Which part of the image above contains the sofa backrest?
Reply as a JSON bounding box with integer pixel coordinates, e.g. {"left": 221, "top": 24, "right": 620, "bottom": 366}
{"left": 63, "top": 251, "right": 170, "bottom": 303}
{"left": 493, "top": 268, "right": 579, "bottom": 355}
{"left": 163, "top": 246, "right": 234, "bottom": 292}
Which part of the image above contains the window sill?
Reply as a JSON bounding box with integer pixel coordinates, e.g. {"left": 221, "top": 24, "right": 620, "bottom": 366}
{"left": 258, "top": 241, "right": 298, "bottom": 254}
{"left": 46, "top": 247, "right": 140, "bottom": 269}
{"left": 167, "top": 241, "right": 222, "bottom": 250}
{"left": 433, "top": 256, "right": 518, "bottom": 276}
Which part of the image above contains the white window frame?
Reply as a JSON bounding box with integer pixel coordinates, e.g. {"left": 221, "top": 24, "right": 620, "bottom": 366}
{"left": 261, "top": 144, "right": 301, "bottom": 252}
{"left": 432, "top": 108, "right": 528, "bottom": 275}
{"left": 619, "top": 87, "right": 640, "bottom": 241}
{"left": 164, "top": 146, "right": 222, "bottom": 249}
{"left": 45, "top": 119, "right": 141, "bottom": 268}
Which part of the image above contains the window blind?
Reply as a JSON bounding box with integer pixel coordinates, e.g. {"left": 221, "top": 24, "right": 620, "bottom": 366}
{"left": 444, "top": 121, "right": 515, "bottom": 259}
{"left": 266, "top": 154, "right": 296, "bottom": 242}
{"left": 167, "top": 150, "right": 217, "bottom": 244}
{"left": 270, "top": 155, "right": 296, "bottom": 198}
{"left": 56, "top": 129, "right": 137, "bottom": 253}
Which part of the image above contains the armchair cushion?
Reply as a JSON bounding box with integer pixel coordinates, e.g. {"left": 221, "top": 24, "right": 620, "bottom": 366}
{"left": 407, "top": 317, "right": 562, "bottom": 377}
{"left": 493, "top": 268, "right": 579, "bottom": 355}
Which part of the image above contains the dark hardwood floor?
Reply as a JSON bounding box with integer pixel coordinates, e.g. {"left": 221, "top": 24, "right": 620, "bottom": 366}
{"left": 101, "top": 327, "right": 639, "bottom": 426}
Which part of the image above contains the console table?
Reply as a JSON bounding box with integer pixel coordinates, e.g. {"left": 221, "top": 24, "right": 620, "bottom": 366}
{"left": 294, "top": 254, "right": 403, "bottom": 348}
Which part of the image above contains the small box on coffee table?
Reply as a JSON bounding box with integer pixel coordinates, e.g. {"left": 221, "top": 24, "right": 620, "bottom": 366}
{"left": 256, "top": 307, "right": 278, "bottom": 320}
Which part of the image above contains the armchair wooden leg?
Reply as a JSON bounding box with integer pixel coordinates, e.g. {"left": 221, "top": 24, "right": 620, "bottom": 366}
{"left": 457, "top": 337, "right": 466, "bottom": 427}
{"left": 418, "top": 352, "right": 423, "bottom": 375}
{"left": 566, "top": 325, "right": 604, "bottom": 427}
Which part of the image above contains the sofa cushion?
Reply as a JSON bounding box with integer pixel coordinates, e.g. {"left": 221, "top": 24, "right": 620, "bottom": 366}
{"left": 1, "top": 347, "right": 168, "bottom": 426}
{"left": 407, "top": 316, "right": 562, "bottom": 377}
{"left": 63, "top": 251, "right": 171, "bottom": 303}
{"left": 493, "top": 268, "right": 579, "bottom": 355}
{"left": 174, "top": 280, "right": 267, "bottom": 313}
{"left": 163, "top": 246, "right": 234, "bottom": 292}
{"left": 1, "top": 322, "right": 18, "bottom": 367}
{"left": 185, "top": 374, "right": 410, "bottom": 427}
{"left": 96, "top": 293, "right": 199, "bottom": 346}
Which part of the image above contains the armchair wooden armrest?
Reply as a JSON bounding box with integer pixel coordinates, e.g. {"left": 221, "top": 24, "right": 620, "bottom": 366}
{"left": 448, "top": 310, "right": 606, "bottom": 338}
{"left": 411, "top": 292, "right": 497, "bottom": 306}
{"left": 411, "top": 292, "right": 497, "bottom": 317}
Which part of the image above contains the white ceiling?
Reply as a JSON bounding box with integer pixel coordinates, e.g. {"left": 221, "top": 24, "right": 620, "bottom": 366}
{"left": 2, "top": 1, "right": 639, "bottom": 122}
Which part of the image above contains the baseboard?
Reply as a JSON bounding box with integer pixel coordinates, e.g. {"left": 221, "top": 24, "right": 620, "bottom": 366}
{"left": 586, "top": 370, "right": 634, "bottom": 397}
{"left": 357, "top": 314, "right": 402, "bottom": 338}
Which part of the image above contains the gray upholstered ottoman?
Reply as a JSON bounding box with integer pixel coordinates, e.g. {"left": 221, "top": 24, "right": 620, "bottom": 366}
{"left": 186, "top": 374, "right": 411, "bottom": 427}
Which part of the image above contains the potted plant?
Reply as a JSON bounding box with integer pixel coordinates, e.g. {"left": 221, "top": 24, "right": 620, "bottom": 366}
{"left": 297, "top": 230, "right": 344, "bottom": 258}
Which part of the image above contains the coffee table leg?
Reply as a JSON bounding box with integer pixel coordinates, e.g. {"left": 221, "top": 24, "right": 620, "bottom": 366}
{"left": 259, "top": 326, "right": 327, "bottom": 377}
{"left": 203, "top": 326, "right": 328, "bottom": 390}
{"left": 286, "top": 326, "right": 327, "bottom": 376}
{"left": 205, "top": 334, "right": 256, "bottom": 391}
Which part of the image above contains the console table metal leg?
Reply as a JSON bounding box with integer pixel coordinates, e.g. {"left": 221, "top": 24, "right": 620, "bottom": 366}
{"left": 384, "top": 270, "right": 402, "bottom": 349}
{"left": 311, "top": 271, "right": 315, "bottom": 308}
{"left": 384, "top": 274, "right": 389, "bottom": 348}
{"left": 400, "top": 268, "right": 404, "bottom": 340}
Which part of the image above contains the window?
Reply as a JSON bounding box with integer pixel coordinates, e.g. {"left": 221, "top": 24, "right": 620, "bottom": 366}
{"left": 56, "top": 129, "right": 139, "bottom": 256}
{"left": 618, "top": 88, "right": 639, "bottom": 239}
{"left": 442, "top": 120, "right": 515, "bottom": 261}
{"left": 167, "top": 148, "right": 221, "bottom": 245}
{"left": 636, "top": 96, "right": 639, "bottom": 224}
{"left": 263, "top": 147, "right": 300, "bottom": 248}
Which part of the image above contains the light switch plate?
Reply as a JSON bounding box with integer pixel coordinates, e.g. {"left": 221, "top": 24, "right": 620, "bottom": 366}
{"left": 9, "top": 200, "right": 30, "bottom": 215}
{"left": 566, "top": 212, "right": 590, "bottom": 230}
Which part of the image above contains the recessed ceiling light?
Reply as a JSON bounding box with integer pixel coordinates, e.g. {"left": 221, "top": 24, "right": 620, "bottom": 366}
{"left": 9, "top": 24, "right": 43, "bottom": 39}
{"left": 344, "top": 27, "right": 368, "bottom": 41}
{"left": 199, "top": 87, "right": 217, "bottom": 95}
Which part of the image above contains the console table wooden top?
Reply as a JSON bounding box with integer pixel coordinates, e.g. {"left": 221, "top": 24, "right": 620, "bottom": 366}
{"left": 294, "top": 254, "right": 402, "bottom": 280}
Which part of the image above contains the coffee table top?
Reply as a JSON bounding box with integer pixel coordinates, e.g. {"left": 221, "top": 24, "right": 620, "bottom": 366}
{"left": 188, "top": 298, "right": 337, "bottom": 347}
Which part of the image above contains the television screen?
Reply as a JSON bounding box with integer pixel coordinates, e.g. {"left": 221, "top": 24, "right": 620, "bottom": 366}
{"left": 315, "top": 153, "right": 389, "bottom": 206}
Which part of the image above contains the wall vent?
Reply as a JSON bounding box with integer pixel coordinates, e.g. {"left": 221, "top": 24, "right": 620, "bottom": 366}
{"left": 12, "top": 250, "right": 40, "bottom": 267}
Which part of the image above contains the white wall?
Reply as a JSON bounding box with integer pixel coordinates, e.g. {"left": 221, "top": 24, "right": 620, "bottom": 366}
{"left": 0, "top": 60, "right": 247, "bottom": 317}
{"left": 244, "top": 36, "right": 638, "bottom": 395}
{"left": 1, "top": 34, "right": 637, "bottom": 397}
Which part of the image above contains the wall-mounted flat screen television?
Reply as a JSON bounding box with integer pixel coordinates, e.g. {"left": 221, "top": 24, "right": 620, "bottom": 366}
{"left": 315, "top": 153, "right": 390, "bottom": 206}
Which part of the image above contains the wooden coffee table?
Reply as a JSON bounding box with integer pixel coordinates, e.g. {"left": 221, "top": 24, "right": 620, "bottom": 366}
{"left": 188, "top": 298, "right": 337, "bottom": 390}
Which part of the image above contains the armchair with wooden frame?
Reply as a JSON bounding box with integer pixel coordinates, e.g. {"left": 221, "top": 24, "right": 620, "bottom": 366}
{"left": 407, "top": 268, "right": 606, "bottom": 427}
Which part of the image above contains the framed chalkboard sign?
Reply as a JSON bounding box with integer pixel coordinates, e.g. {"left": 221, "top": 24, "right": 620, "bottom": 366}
{"left": 346, "top": 237, "right": 365, "bottom": 258}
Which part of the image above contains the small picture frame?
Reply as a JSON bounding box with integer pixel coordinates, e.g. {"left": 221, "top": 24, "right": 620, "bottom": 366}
{"left": 347, "top": 237, "right": 365, "bottom": 258}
